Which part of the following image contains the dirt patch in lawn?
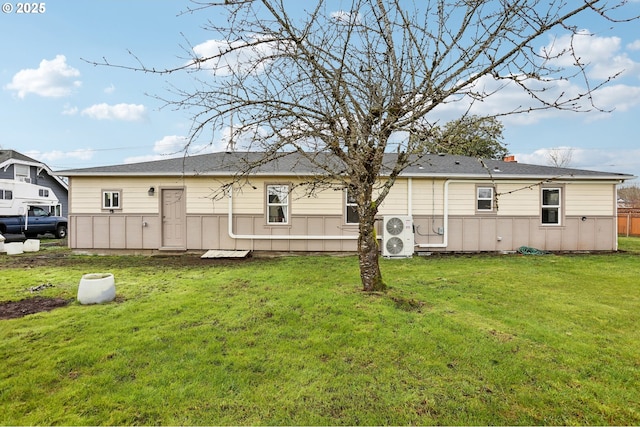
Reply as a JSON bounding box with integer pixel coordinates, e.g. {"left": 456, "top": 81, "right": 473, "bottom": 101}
{"left": 1, "top": 250, "right": 255, "bottom": 270}
{"left": 0, "top": 296, "right": 73, "bottom": 320}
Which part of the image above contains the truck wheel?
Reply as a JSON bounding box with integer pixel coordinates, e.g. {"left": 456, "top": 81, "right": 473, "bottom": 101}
{"left": 55, "top": 225, "right": 67, "bottom": 239}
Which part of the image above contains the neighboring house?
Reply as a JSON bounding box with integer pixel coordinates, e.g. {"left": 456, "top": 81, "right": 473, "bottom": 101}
{"left": 60, "top": 152, "right": 634, "bottom": 254}
{"left": 0, "top": 150, "right": 69, "bottom": 217}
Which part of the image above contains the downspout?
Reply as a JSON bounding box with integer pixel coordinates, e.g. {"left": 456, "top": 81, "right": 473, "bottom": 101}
{"left": 227, "top": 188, "right": 359, "bottom": 240}
{"left": 407, "top": 177, "right": 412, "bottom": 215}
{"left": 415, "top": 179, "right": 457, "bottom": 249}
{"left": 615, "top": 180, "right": 623, "bottom": 251}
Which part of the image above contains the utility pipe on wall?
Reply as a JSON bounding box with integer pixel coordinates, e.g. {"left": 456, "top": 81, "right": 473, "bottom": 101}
{"left": 414, "top": 179, "right": 453, "bottom": 249}
{"left": 414, "top": 178, "right": 625, "bottom": 250}
{"left": 227, "top": 181, "right": 452, "bottom": 246}
{"left": 407, "top": 177, "right": 412, "bottom": 215}
{"left": 227, "top": 188, "right": 358, "bottom": 240}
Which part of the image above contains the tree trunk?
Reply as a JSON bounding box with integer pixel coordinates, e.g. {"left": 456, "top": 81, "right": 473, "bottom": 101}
{"left": 358, "top": 213, "right": 386, "bottom": 292}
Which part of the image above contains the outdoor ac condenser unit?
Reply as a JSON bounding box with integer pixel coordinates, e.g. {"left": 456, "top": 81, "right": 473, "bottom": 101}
{"left": 382, "top": 215, "right": 414, "bottom": 258}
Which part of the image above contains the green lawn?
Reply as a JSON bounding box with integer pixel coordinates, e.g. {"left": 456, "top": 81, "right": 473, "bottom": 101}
{"left": 1, "top": 240, "right": 640, "bottom": 425}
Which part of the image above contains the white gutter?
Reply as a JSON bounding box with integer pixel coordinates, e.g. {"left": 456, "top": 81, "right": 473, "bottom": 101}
{"left": 227, "top": 188, "right": 358, "bottom": 240}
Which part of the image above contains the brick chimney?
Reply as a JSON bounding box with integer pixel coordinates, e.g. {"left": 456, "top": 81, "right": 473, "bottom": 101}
{"left": 503, "top": 155, "right": 517, "bottom": 162}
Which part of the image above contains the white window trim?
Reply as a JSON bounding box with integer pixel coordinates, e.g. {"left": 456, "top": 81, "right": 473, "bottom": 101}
{"left": 541, "top": 187, "right": 562, "bottom": 225}
{"left": 266, "top": 184, "right": 289, "bottom": 225}
{"left": 476, "top": 186, "right": 495, "bottom": 212}
{"left": 345, "top": 189, "right": 359, "bottom": 224}
{"left": 15, "top": 164, "right": 30, "bottom": 182}
{"left": 102, "top": 190, "right": 122, "bottom": 210}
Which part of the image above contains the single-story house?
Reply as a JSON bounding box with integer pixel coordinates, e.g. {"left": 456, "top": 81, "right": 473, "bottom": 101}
{"left": 0, "top": 149, "right": 69, "bottom": 217}
{"left": 59, "top": 151, "right": 635, "bottom": 254}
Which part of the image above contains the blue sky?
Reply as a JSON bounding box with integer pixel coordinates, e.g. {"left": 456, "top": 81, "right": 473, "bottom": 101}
{"left": 1, "top": 0, "right": 640, "bottom": 181}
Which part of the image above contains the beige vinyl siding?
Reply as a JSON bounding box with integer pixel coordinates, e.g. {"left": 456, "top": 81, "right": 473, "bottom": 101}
{"left": 231, "top": 177, "right": 345, "bottom": 216}
{"left": 445, "top": 181, "right": 543, "bottom": 217}
{"left": 492, "top": 181, "right": 615, "bottom": 217}
{"left": 70, "top": 177, "right": 159, "bottom": 214}
{"left": 70, "top": 177, "right": 225, "bottom": 215}
{"left": 564, "top": 183, "right": 615, "bottom": 216}
{"left": 493, "top": 182, "right": 540, "bottom": 216}
{"left": 447, "top": 182, "right": 476, "bottom": 215}
{"left": 378, "top": 179, "right": 409, "bottom": 215}
{"left": 411, "top": 179, "right": 445, "bottom": 214}
{"left": 70, "top": 175, "right": 617, "bottom": 219}
{"left": 69, "top": 178, "right": 102, "bottom": 213}
{"left": 230, "top": 182, "right": 263, "bottom": 215}
{"left": 71, "top": 176, "right": 348, "bottom": 217}
{"left": 185, "top": 178, "right": 226, "bottom": 214}
{"left": 289, "top": 183, "right": 344, "bottom": 216}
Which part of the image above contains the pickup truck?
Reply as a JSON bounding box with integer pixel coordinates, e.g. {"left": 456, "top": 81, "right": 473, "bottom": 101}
{"left": 0, "top": 206, "right": 67, "bottom": 239}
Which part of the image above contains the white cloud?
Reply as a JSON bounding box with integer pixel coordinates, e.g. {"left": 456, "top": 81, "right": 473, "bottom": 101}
{"left": 588, "top": 84, "right": 640, "bottom": 114}
{"left": 431, "top": 75, "right": 583, "bottom": 125}
{"left": 430, "top": 29, "right": 640, "bottom": 125}
{"left": 123, "top": 135, "right": 219, "bottom": 164}
{"left": 123, "top": 154, "right": 164, "bottom": 164}
{"left": 152, "top": 135, "right": 188, "bottom": 155}
{"left": 590, "top": 54, "right": 640, "bottom": 81}
{"left": 81, "top": 103, "right": 147, "bottom": 121}
{"left": 331, "top": 10, "right": 362, "bottom": 24}
{"left": 541, "top": 30, "right": 640, "bottom": 80}
{"left": 4, "top": 55, "right": 81, "bottom": 98}
{"left": 515, "top": 147, "right": 640, "bottom": 176}
{"left": 25, "top": 148, "right": 94, "bottom": 163}
{"left": 104, "top": 84, "right": 116, "bottom": 94}
{"left": 627, "top": 40, "right": 640, "bottom": 51}
{"left": 61, "top": 105, "right": 78, "bottom": 116}
{"left": 191, "top": 35, "right": 281, "bottom": 76}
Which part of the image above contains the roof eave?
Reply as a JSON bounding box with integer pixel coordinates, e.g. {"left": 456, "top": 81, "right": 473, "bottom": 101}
{"left": 60, "top": 170, "right": 636, "bottom": 181}
{"left": 401, "top": 172, "right": 636, "bottom": 181}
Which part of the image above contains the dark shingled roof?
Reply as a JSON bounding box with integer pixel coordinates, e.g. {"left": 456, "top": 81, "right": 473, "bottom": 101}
{"left": 0, "top": 149, "right": 41, "bottom": 165}
{"left": 59, "top": 151, "right": 635, "bottom": 181}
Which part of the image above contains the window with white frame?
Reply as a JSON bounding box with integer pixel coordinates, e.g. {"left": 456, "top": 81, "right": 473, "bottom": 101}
{"left": 476, "top": 186, "right": 495, "bottom": 211}
{"left": 345, "top": 189, "right": 359, "bottom": 224}
{"left": 267, "top": 185, "right": 289, "bottom": 224}
{"left": 103, "top": 190, "right": 121, "bottom": 209}
{"left": 541, "top": 187, "right": 561, "bottom": 225}
{"left": 15, "top": 164, "right": 30, "bottom": 182}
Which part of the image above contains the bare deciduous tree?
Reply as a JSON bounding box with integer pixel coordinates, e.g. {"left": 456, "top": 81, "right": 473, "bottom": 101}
{"left": 547, "top": 147, "right": 574, "bottom": 168}
{"left": 90, "top": 0, "right": 636, "bottom": 291}
{"left": 618, "top": 184, "right": 640, "bottom": 208}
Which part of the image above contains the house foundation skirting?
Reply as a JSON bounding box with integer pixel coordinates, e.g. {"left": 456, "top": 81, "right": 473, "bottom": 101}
{"left": 412, "top": 215, "right": 617, "bottom": 252}
{"left": 67, "top": 213, "right": 617, "bottom": 252}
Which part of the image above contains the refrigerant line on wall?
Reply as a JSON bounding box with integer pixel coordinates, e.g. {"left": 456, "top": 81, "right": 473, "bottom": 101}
{"left": 227, "top": 187, "right": 358, "bottom": 240}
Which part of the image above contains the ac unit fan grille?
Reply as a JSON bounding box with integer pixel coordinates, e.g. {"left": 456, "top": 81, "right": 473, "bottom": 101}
{"left": 385, "top": 217, "right": 404, "bottom": 236}
{"left": 385, "top": 236, "right": 404, "bottom": 255}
